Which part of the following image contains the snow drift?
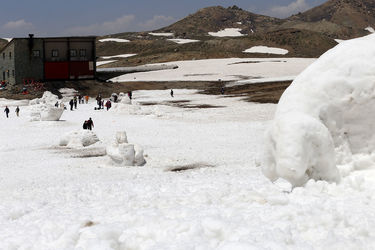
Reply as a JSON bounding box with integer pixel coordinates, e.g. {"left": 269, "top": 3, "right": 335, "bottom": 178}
{"left": 106, "top": 131, "right": 145, "bottom": 166}
{"left": 29, "top": 92, "right": 64, "bottom": 121}
{"left": 60, "top": 130, "right": 100, "bottom": 148}
{"left": 263, "top": 34, "right": 375, "bottom": 186}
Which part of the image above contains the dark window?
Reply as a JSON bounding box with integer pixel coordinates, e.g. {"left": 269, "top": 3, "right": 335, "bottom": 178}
{"left": 9, "top": 52, "right": 11, "bottom": 59}
{"left": 79, "top": 49, "right": 86, "bottom": 57}
{"left": 12, "top": 70, "right": 14, "bottom": 77}
{"left": 70, "top": 49, "right": 77, "bottom": 57}
{"left": 52, "top": 50, "right": 59, "bottom": 57}
{"left": 32, "top": 50, "right": 40, "bottom": 57}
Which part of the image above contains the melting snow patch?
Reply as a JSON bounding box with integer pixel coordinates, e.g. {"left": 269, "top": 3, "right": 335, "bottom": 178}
{"left": 2, "top": 38, "right": 12, "bottom": 42}
{"left": 208, "top": 28, "right": 245, "bottom": 37}
{"left": 101, "top": 54, "right": 136, "bottom": 59}
{"left": 263, "top": 33, "right": 375, "bottom": 186}
{"left": 98, "top": 38, "right": 130, "bottom": 43}
{"left": 149, "top": 32, "right": 174, "bottom": 37}
{"left": 167, "top": 39, "right": 200, "bottom": 44}
{"left": 59, "top": 130, "right": 100, "bottom": 148}
{"left": 334, "top": 39, "right": 345, "bottom": 43}
{"left": 243, "top": 46, "right": 288, "bottom": 55}
{"left": 365, "top": 27, "right": 375, "bottom": 33}
{"left": 97, "top": 60, "right": 117, "bottom": 66}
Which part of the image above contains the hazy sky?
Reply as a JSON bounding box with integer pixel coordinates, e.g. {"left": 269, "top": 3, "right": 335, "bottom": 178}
{"left": 1, "top": 0, "right": 326, "bottom": 37}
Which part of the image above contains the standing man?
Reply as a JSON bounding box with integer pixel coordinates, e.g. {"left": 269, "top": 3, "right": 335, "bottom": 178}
{"left": 69, "top": 99, "right": 74, "bottom": 111}
{"left": 4, "top": 106, "right": 10, "bottom": 118}
{"left": 15, "top": 106, "right": 20, "bottom": 117}
{"left": 170, "top": 89, "right": 174, "bottom": 97}
{"left": 87, "top": 117, "right": 94, "bottom": 130}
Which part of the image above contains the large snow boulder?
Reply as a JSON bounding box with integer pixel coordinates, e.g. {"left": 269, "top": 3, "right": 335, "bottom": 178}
{"left": 60, "top": 130, "right": 100, "bottom": 148}
{"left": 29, "top": 91, "right": 64, "bottom": 121}
{"left": 29, "top": 91, "right": 58, "bottom": 105}
{"left": 263, "top": 34, "right": 375, "bottom": 186}
{"left": 106, "top": 131, "right": 145, "bottom": 166}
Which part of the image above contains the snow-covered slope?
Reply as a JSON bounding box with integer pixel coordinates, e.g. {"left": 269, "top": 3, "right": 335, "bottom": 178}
{"left": 263, "top": 33, "right": 375, "bottom": 186}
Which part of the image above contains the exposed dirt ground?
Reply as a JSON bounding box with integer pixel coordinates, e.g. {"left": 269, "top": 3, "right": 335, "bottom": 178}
{"left": 0, "top": 79, "right": 291, "bottom": 104}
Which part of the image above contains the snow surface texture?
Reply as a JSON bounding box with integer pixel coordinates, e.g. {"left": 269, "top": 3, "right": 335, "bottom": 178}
{"left": 4, "top": 88, "right": 375, "bottom": 248}
{"left": 101, "top": 54, "right": 137, "bottom": 59}
{"left": 60, "top": 130, "right": 100, "bottom": 148}
{"left": 243, "top": 46, "right": 289, "bottom": 55}
{"left": 98, "top": 38, "right": 130, "bottom": 43}
{"left": 97, "top": 60, "right": 117, "bottom": 66}
{"left": 167, "top": 38, "right": 200, "bottom": 44}
{"left": 111, "top": 58, "right": 315, "bottom": 82}
{"left": 29, "top": 91, "right": 64, "bottom": 121}
{"left": 148, "top": 32, "right": 174, "bottom": 37}
{"left": 263, "top": 34, "right": 375, "bottom": 186}
{"left": 208, "top": 28, "right": 244, "bottom": 37}
{"left": 106, "top": 131, "right": 146, "bottom": 166}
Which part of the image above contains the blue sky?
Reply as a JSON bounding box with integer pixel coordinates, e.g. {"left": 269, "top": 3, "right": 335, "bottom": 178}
{"left": 0, "top": 0, "right": 326, "bottom": 37}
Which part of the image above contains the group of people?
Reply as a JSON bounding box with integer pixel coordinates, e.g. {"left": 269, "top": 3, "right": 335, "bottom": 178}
{"left": 4, "top": 106, "right": 20, "bottom": 118}
{"left": 95, "top": 94, "right": 112, "bottom": 110}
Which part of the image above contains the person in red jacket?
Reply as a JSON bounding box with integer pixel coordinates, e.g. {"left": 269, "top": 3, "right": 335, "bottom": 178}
{"left": 105, "top": 100, "right": 112, "bottom": 111}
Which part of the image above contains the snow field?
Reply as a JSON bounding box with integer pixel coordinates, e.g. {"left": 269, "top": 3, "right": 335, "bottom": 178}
{"left": 243, "top": 46, "right": 289, "bottom": 55}
{"left": 167, "top": 38, "right": 200, "bottom": 44}
{"left": 208, "top": 28, "right": 244, "bottom": 37}
{"left": 98, "top": 38, "right": 130, "bottom": 43}
{"left": 101, "top": 54, "right": 137, "bottom": 59}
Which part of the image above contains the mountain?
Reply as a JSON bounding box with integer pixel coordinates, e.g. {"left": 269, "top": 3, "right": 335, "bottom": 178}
{"left": 283, "top": 0, "right": 375, "bottom": 38}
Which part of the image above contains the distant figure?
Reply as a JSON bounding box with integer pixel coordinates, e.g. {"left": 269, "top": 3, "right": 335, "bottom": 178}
{"left": 55, "top": 101, "right": 59, "bottom": 107}
{"left": 73, "top": 96, "right": 78, "bottom": 109}
{"left": 170, "top": 89, "right": 174, "bottom": 97}
{"left": 113, "top": 95, "right": 118, "bottom": 103}
{"left": 83, "top": 120, "right": 88, "bottom": 130}
{"left": 96, "top": 94, "right": 102, "bottom": 108}
{"left": 85, "top": 95, "right": 89, "bottom": 104}
{"left": 69, "top": 99, "right": 74, "bottom": 111}
{"left": 86, "top": 117, "right": 94, "bottom": 130}
{"left": 101, "top": 100, "right": 104, "bottom": 108}
{"left": 128, "top": 91, "right": 132, "bottom": 99}
{"left": 15, "top": 106, "right": 20, "bottom": 117}
{"left": 221, "top": 87, "right": 225, "bottom": 95}
{"left": 4, "top": 106, "right": 9, "bottom": 118}
{"left": 105, "top": 100, "right": 112, "bottom": 111}
{"left": 78, "top": 95, "right": 82, "bottom": 104}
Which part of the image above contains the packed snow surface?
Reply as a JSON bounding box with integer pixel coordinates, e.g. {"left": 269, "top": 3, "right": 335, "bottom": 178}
{"left": 148, "top": 32, "right": 174, "bottom": 37}
{"left": 208, "top": 28, "right": 245, "bottom": 37}
{"left": 101, "top": 54, "right": 137, "bottom": 59}
{"left": 98, "top": 38, "right": 130, "bottom": 43}
{"left": 111, "top": 58, "right": 315, "bottom": 82}
{"left": 59, "top": 130, "right": 100, "bottom": 148}
{"left": 97, "top": 60, "right": 117, "bottom": 66}
{"left": 226, "top": 76, "right": 296, "bottom": 87}
{"left": 167, "top": 38, "right": 200, "bottom": 44}
{"left": 243, "top": 46, "right": 289, "bottom": 55}
{"left": 264, "top": 33, "right": 375, "bottom": 186}
{"left": 2, "top": 88, "right": 375, "bottom": 248}
{"left": 365, "top": 26, "right": 375, "bottom": 33}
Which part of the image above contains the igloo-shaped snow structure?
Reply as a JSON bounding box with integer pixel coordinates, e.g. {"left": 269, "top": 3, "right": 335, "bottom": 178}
{"left": 263, "top": 34, "right": 375, "bottom": 186}
{"left": 60, "top": 130, "right": 100, "bottom": 148}
{"left": 106, "top": 131, "right": 146, "bottom": 166}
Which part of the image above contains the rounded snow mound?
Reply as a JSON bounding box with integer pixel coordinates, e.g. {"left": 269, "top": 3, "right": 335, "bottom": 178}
{"left": 59, "top": 130, "right": 100, "bottom": 148}
{"left": 106, "top": 131, "right": 146, "bottom": 166}
{"left": 263, "top": 34, "right": 375, "bottom": 186}
{"left": 29, "top": 91, "right": 64, "bottom": 121}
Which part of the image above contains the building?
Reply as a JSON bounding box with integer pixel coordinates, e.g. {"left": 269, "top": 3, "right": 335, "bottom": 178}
{"left": 0, "top": 35, "right": 96, "bottom": 85}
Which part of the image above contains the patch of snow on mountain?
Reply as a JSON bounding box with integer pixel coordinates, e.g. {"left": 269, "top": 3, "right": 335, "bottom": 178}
{"left": 149, "top": 32, "right": 174, "bottom": 37}
{"left": 263, "top": 33, "right": 375, "bottom": 186}
{"left": 208, "top": 28, "right": 245, "bottom": 37}
{"left": 243, "top": 46, "right": 288, "bottom": 55}
{"left": 98, "top": 38, "right": 130, "bottom": 43}
{"left": 2, "top": 38, "right": 12, "bottom": 42}
{"left": 365, "top": 27, "right": 375, "bottom": 33}
{"left": 334, "top": 39, "right": 345, "bottom": 43}
{"left": 101, "top": 54, "right": 137, "bottom": 59}
{"left": 167, "top": 39, "right": 200, "bottom": 44}
{"left": 97, "top": 60, "right": 117, "bottom": 66}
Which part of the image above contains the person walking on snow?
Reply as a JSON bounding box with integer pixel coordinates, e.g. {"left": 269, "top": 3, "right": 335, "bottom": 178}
{"left": 86, "top": 117, "right": 94, "bottom": 130}
{"left": 15, "top": 106, "right": 20, "bottom": 117}
{"left": 73, "top": 96, "right": 78, "bottom": 109}
{"left": 105, "top": 100, "right": 112, "bottom": 111}
{"left": 85, "top": 95, "right": 89, "bottom": 104}
{"left": 4, "top": 106, "right": 9, "bottom": 118}
{"left": 69, "top": 99, "right": 74, "bottom": 111}
{"left": 170, "top": 89, "right": 174, "bottom": 97}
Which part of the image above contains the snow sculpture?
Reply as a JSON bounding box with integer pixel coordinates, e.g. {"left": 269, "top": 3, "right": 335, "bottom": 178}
{"left": 106, "top": 131, "right": 146, "bottom": 166}
{"left": 263, "top": 34, "right": 375, "bottom": 186}
{"left": 29, "top": 91, "right": 64, "bottom": 121}
{"left": 59, "top": 130, "right": 100, "bottom": 148}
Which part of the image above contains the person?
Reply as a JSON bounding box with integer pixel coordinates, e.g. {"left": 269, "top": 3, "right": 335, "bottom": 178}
{"left": 128, "top": 91, "right": 132, "bottom": 99}
{"left": 55, "top": 101, "right": 59, "bottom": 107}
{"left": 83, "top": 120, "right": 88, "bottom": 130}
{"left": 221, "top": 87, "right": 225, "bottom": 95}
{"left": 113, "top": 95, "right": 118, "bottom": 103}
{"left": 15, "top": 106, "right": 20, "bottom": 117}
{"left": 73, "top": 96, "right": 78, "bottom": 109}
{"left": 105, "top": 100, "right": 112, "bottom": 111}
{"left": 86, "top": 117, "right": 94, "bottom": 130}
{"left": 85, "top": 95, "right": 89, "bottom": 104}
{"left": 101, "top": 100, "right": 104, "bottom": 108}
{"left": 96, "top": 94, "right": 102, "bottom": 108}
{"left": 78, "top": 95, "right": 82, "bottom": 104}
{"left": 69, "top": 99, "right": 74, "bottom": 111}
{"left": 170, "top": 89, "right": 174, "bottom": 97}
{"left": 4, "top": 106, "right": 9, "bottom": 118}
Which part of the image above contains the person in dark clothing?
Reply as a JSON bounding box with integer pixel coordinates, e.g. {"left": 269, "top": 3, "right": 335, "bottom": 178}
{"left": 83, "top": 120, "right": 88, "bottom": 130}
{"left": 96, "top": 94, "right": 102, "bottom": 109}
{"left": 105, "top": 100, "right": 112, "bottom": 111}
{"left": 128, "top": 91, "right": 132, "bottom": 99}
{"left": 15, "top": 106, "right": 20, "bottom": 117}
{"left": 86, "top": 117, "right": 94, "bottom": 130}
{"left": 4, "top": 106, "right": 9, "bottom": 118}
{"left": 69, "top": 99, "right": 74, "bottom": 111}
{"left": 74, "top": 96, "right": 78, "bottom": 109}
{"left": 221, "top": 87, "right": 225, "bottom": 95}
{"left": 170, "top": 89, "right": 174, "bottom": 97}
